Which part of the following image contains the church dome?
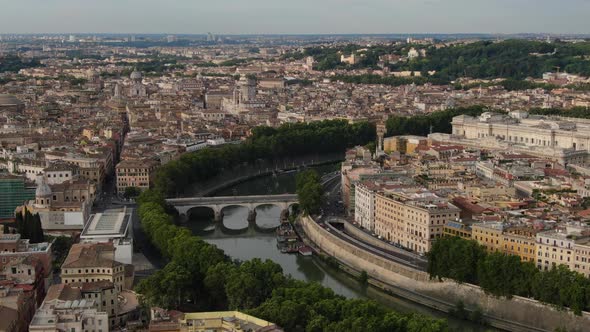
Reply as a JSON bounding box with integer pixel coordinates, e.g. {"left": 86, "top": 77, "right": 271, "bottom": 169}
{"left": 130, "top": 70, "right": 143, "bottom": 80}
{"left": 35, "top": 175, "right": 52, "bottom": 197}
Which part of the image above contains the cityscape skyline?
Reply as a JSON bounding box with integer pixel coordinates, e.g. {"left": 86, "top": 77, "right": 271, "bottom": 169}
{"left": 0, "top": 0, "right": 589, "bottom": 35}
{"left": 2, "top": 1, "right": 590, "bottom": 330}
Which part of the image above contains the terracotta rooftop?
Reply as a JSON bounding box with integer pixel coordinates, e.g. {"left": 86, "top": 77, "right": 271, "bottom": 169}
{"left": 45, "top": 283, "right": 82, "bottom": 302}
{"left": 62, "top": 242, "right": 121, "bottom": 269}
{"left": 68, "top": 280, "right": 114, "bottom": 292}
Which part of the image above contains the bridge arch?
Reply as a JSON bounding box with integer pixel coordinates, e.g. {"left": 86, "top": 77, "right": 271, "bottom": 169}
{"left": 166, "top": 194, "right": 299, "bottom": 225}
{"left": 185, "top": 206, "right": 215, "bottom": 220}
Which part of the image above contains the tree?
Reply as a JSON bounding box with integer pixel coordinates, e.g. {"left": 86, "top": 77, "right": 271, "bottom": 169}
{"left": 204, "top": 262, "right": 235, "bottom": 310}
{"left": 296, "top": 170, "right": 324, "bottom": 215}
{"left": 48, "top": 236, "right": 74, "bottom": 271}
{"left": 30, "top": 213, "right": 44, "bottom": 244}
{"left": 22, "top": 209, "right": 31, "bottom": 241}
{"left": 15, "top": 210, "right": 24, "bottom": 235}
{"left": 3, "top": 224, "right": 9, "bottom": 234}
{"left": 124, "top": 186, "right": 141, "bottom": 199}
{"left": 427, "top": 236, "right": 486, "bottom": 284}
{"left": 225, "top": 259, "right": 286, "bottom": 310}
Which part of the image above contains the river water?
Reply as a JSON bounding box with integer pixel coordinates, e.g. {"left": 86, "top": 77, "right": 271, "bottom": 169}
{"left": 187, "top": 164, "right": 497, "bottom": 331}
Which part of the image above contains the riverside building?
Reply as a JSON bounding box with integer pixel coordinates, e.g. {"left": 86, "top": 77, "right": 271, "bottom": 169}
{"left": 450, "top": 111, "right": 590, "bottom": 165}
{"left": 374, "top": 188, "right": 460, "bottom": 253}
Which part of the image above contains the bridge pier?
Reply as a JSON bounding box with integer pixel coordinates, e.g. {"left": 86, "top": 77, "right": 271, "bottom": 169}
{"left": 247, "top": 209, "right": 257, "bottom": 222}
{"left": 214, "top": 210, "right": 223, "bottom": 222}
{"left": 280, "top": 209, "right": 289, "bottom": 221}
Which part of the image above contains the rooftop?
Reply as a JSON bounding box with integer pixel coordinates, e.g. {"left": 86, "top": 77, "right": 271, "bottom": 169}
{"left": 0, "top": 95, "right": 23, "bottom": 106}
{"left": 61, "top": 242, "right": 121, "bottom": 269}
{"left": 182, "top": 311, "right": 283, "bottom": 332}
{"left": 81, "top": 207, "right": 130, "bottom": 238}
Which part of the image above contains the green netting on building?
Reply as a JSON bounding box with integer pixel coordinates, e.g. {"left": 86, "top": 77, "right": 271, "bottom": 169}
{"left": 0, "top": 176, "right": 35, "bottom": 219}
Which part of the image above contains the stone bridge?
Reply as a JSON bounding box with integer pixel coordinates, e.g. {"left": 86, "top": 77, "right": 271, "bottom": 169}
{"left": 166, "top": 194, "right": 299, "bottom": 222}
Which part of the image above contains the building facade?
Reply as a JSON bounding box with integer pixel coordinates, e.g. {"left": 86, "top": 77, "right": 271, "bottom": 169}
{"left": 61, "top": 243, "right": 127, "bottom": 292}
{"left": 354, "top": 182, "right": 376, "bottom": 231}
{"left": 536, "top": 231, "right": 575, "bottom": 271}
{"left": 502, "top": 226, "right": 538, "bottom": 263}
{"left": 374, "top": 189, "right": 460, "bottom": 253}
{"left": 452, "top": 111, "right": 590, "bottom": 165}
{"left": 115, "top": 159, "right": 159, "bottom": 194}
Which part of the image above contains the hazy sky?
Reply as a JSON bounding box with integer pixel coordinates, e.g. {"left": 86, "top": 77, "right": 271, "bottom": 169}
{"left": 0, "top": 0, "right": 588, "bottom": 34}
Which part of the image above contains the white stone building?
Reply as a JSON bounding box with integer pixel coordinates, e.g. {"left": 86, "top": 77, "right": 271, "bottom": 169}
{"left": 80, "top": 207, "right": 133, "bottom": 265}
{"left": 451, "top": 111, "right": 590, "bottom": 165}
{"left": 354, "top": 181, "right": 376, "bottom": 231}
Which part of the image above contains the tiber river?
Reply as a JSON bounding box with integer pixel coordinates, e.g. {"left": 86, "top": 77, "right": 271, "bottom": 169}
{"left": 186, "top": 164, "right": 498, "bottom": 331}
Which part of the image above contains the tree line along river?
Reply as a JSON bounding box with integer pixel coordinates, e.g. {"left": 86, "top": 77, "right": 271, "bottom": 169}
{"left": 185, "top": 164, "right": 499, "bottom": 332}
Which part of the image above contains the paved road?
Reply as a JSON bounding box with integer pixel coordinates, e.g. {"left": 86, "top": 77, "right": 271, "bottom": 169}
{"left": 316, "top": 175, "right": 428, "bottom": 271}
{"left": 322, "top": 217, "right": 427, "bottom": 271}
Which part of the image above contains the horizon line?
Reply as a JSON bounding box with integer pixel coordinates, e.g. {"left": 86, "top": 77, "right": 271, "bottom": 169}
{"left": 1, "top": 32, "right": 590, "bottom": 37}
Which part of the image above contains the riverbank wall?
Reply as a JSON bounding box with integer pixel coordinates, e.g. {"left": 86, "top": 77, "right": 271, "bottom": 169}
{"left": 300, "top": 215, "right": 590, "bottom": 332}
{"left": 194, "top": 157, "right": 343, "bottom": 197}
{"left": 341, "top": 219, "right": 423, "bottom": 261}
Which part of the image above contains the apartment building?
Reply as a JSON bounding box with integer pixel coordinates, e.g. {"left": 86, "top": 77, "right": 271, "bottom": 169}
{"left": 354, "top": 181, "right": 377, "bottom": 231}
{"left": 61, "top": 243, "right": 127, "bottom": 292}
{"left": 115, "top": 159, "right": 159, "bottom": 194}
{"left": 44, "top": 152, "right": 106, "bottom": 189}
{"left": 29, "top": 284, "right": 109, "bottom": 332}
{"left": 502, "top": 226, "right": 538, "bottom": 262}
{"left": 536, "top": 230, "right": 576, "bottom": 271}
{"left": 471, "top": 222, "right": 505, "bottom": 253}
{"left": 443, "top": 220, "right": 472, "bottom": 240}
{"left": 374, "top": 188, "right": 460, "bottom": 253}
{"left": 573, "top": 239, "right": 590, "bottom": 277}
{"left": 0, "top": 284, "right": 32, "bottom": 332}
{"left": 0, "top": 234, "right": 52, "bottom": 281}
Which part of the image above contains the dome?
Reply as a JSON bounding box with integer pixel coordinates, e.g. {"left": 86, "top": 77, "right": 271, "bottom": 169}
{"left": 35, "top": 175, "right": 52, "bottom": 197}
{"left": 86, "top": 69, "right": 98, "bottom": 79}
{"left": 130, "top": 70, "right": 143, "bottom": 80}
{"left": 0, "top": 94, "right": 24, "bottom": 106}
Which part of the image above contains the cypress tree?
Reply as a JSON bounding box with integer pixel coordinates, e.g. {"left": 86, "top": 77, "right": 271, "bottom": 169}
{"left": 32, "top": 214, "right": 44, "bottom": 243}
{"left": 22, "top": 209, "right": 32, "bottom": 240}
{"left": 15, "top": 210, "right": 24, "bottom": 235}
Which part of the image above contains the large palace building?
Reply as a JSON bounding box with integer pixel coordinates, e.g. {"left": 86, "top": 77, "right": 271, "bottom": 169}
{"left": 445, "top": 111, "right": 590, "bottom": 165}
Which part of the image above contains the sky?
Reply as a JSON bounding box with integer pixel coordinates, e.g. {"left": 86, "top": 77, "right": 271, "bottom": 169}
{"left": 0, "top": 0, "right": 588, "bottom": 35}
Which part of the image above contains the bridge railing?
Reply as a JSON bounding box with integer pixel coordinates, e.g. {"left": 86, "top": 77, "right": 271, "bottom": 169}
{"left": 166, "top": 194, "right": 298, "bottom": 205}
